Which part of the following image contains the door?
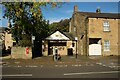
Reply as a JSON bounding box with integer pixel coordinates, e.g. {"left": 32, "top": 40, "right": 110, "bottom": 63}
{"left": 32, "top": 40, "right": 42, "bottom": 58}
{"left": 67, "top": 48, "right": 73, "bottom": 56}
{"left": 89, "top": 44, "right": 101, "bottom": 55}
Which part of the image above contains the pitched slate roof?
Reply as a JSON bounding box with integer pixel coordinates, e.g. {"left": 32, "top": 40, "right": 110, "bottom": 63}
{"left": 77, "top": 12, "right": 120, "bottom": 19}
{"left": 63, "top": 32, "right": 75, "bottom": 40}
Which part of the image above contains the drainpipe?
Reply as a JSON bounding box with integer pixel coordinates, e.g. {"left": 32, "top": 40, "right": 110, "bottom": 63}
{"left": 85, "top": 17, "right": 88, "bottom": 56}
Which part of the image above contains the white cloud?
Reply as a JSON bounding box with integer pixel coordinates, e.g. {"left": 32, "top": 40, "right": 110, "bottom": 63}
{"left": 48, "top": 17, "right": 70, "bottom": 24}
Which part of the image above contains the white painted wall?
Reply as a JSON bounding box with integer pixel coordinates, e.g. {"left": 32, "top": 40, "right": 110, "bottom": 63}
{"left": 46, "top": 31, "right": 69, "bottom": 40}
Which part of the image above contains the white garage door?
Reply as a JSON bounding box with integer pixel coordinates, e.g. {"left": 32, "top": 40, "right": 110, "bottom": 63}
{"left": 89, "top": 44, "right": 101, "bottom": 55}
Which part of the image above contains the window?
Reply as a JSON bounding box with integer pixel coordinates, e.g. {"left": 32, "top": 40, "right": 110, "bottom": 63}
{"left": 72, "top": 43, "right": 75, "bottom": 47}
{"left": 103, "top": 21, "right": 110, "bottom": 31}
{"left": 74, "top": 27, "right": 76, "bottom": 32}
{"left": 104, "top": 40, "right": 110, "bottom": 51}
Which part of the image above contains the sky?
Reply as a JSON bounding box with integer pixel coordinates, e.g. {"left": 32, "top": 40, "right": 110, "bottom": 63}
{"left": 0, "top": 2, "right": 119, "bottom": 27}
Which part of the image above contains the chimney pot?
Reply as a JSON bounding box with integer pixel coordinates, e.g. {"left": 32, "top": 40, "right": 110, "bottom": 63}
{"left": 96, "top": 7, "right": 101, "bottom": 13}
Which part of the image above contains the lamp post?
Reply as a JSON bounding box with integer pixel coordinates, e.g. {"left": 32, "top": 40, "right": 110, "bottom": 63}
{"left": 75, "top": 37, "right": 78, "bottom": 59}
{"left": 32, "top": 35, "right": 35, "bottom": 59}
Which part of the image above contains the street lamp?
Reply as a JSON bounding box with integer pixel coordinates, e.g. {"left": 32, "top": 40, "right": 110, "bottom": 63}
{"left": 31, "top": 35, "right": 35, "bottom": 59}
{"left": 75, "top": 37, "right": 78, "bottom": 59}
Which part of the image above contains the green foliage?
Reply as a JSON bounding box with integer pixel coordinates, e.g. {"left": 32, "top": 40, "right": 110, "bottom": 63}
{"left": 2, "top": 2, "right": 62, "bottom": 47}
{"left": 2, "top": 2, "right": 62, "bottom": 22}
{"left": 18, "top": 40, "right": 32, "bottom": 47}
{"left": 49, "top": 19, "right": 70, "bottom": 33}
{"left": 56, "top": 19, "right": 70, "bottom": 32}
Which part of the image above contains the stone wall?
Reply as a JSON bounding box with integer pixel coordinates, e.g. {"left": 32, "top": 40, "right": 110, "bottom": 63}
{"left": 70, "top": 12, "right": 119, "bottom": 56}
{"left": 42, "top": 40, "right": 76, "bottom": 56}
{"left": 5, "top": 33, "right": 13, "bottom": 50}
{"left": 88, "top": 18, "right": 119, "bottom": 56}
{"left": 118, "top": 19, "right": 120, "bottom": 55}
{"left": 70, "top": 12, "right": 88, "bottom": 56}
{"left": 11, "top": 47, "right": 32, "bottom": 59}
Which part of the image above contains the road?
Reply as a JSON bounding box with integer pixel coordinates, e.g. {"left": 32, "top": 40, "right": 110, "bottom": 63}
{"left": 1, "top": 59, "right": 119, "bottom": 78}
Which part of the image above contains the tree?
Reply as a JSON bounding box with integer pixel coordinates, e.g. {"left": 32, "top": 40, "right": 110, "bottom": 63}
{"left": 56, "top": 19, "right": 70, "bottom": 32}
{"left": 49, "top": 19, "right": 70, "bottom": 33}
{"left": 2, "top": 2, "right": 62, "bottom": 46}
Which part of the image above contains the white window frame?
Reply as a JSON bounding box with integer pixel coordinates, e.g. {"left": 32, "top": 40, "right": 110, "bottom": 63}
{"left": 104, "top": 40, "right": 110, "bottom": 51}
{"left": 103, "top": 21, "right": 110, "bottom": 31}
{"left": 74, "top": 27, "right": 76, "bottom": 32}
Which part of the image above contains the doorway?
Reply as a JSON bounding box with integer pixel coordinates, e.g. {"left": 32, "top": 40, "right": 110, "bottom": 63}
{"left": 89, "top": 38, "right": 101, "bottom": 56}
{"left": 32, "top": 40, "right": 42, "bottom": 58}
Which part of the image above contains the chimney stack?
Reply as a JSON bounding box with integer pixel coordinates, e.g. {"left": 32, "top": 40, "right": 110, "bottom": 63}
{"left": 96, "top": 7, "right": 101, "bottom": 13}
{"left": 74, "top": 5, "right": 78, "bottom": 12}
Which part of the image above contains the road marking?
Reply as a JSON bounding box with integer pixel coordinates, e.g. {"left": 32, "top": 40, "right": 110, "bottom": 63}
{"left": 96, "top": 62, "right": 117, "bottom": 69}
{"left": 72, "top": 64, "right": 82, "bottom": 67}
{"left": 14, "top": 62, "right": 20, "bottom": 64}
{"left": 55, "top": 65, "right": 68, "bottom": 67}
{"left": 15, "top": 65, "right": 22, "bottom": 68}
{"left": 96, "top": 62, "right": 102, "bottom": 65}
{"left": 102, "top": 64, "right": 106, "bottom": 67}
{"left": 64, "top": 71, "right": 119, "bottom": 76}
{"left": 26, "top": 65, "right": 38, "bottom": 68}
{"left": 1, "top": 74, "right": 32, "bottom": 77}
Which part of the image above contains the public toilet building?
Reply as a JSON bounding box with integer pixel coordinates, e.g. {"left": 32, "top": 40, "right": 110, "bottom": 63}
{"left": 42, "top": 31, "right": 77, "bottom": 56}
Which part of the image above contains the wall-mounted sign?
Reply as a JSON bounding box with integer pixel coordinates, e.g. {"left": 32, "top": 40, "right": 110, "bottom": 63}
{"left": 75, "top": 37, "right": 78, "bottom": 40}
{"left": 32, "top": 36, "right": 35, "bottom": 40}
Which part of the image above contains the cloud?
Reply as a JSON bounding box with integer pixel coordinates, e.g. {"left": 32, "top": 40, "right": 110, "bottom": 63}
{"left": 47, "top": 17, "right": 70, "bottom": 24}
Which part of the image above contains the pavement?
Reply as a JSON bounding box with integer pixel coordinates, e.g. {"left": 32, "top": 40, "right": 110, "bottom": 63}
{"left": 1, "top": 55, "right": 120, "bottom": 69}
{"left": 1, "top": 55, "right": 119, "bottom": 78}
{"left": 1, "top": 55, "right": 96, "bottom": 65}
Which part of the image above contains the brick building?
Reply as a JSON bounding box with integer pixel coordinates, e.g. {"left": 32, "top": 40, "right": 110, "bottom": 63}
{"left": 69, "top": 5, "right": 120, "bottom": 56}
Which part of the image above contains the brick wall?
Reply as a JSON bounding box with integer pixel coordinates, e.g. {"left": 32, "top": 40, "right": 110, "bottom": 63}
{"left": 88, "top": 18, "right": 119, "bottom": 56}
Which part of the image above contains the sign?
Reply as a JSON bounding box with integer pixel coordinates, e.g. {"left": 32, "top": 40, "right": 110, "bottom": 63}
{"left": 75, "top": 37, "right": 78, "bottom": 40}
{"left": 32, "top": 36, "right": 35, "bottom": 40}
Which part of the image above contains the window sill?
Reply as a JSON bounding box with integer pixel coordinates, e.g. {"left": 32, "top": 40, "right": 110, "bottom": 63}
{"left": 103, "top": 31, "right": 111, "bottom": 32}
{"left": 104, "top": 50, "right": 110, "bottom": 52}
